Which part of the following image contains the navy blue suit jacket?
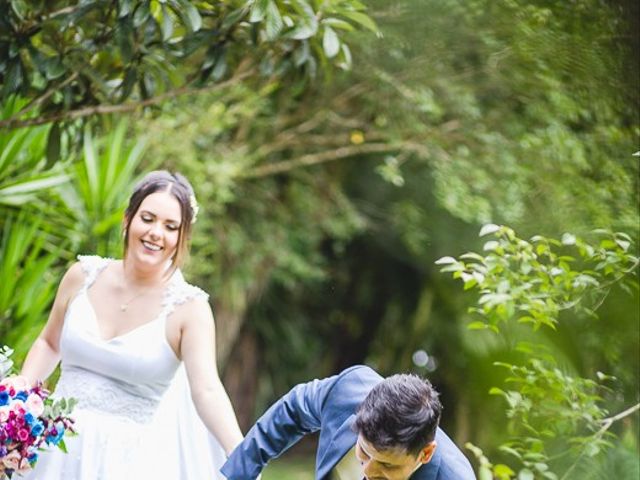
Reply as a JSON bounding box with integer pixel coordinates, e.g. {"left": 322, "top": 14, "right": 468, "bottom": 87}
{"left": 221, "top": 365, "right": 476, "bottom": 480}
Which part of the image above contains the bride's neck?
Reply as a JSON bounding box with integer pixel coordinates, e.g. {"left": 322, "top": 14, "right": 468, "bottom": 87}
{"left": 121, "top": 259, "right": 169, "bottom": 287}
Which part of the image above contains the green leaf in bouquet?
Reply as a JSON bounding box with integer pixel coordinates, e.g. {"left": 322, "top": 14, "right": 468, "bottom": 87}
{"left": 60, "top": 397, "right": 78, "bottom": 415}
{"left": 58, "top": 438, "right": 68, "bottom": 453}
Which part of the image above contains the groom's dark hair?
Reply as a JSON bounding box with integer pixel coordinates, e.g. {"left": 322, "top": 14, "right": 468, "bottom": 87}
{"left": 354, "top": 374, "right": 442, "bottom": 455}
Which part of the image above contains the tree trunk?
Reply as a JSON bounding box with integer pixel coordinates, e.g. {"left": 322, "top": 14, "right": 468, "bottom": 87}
{"left": 222, "top": 328, "right": 260, "bottom": 431}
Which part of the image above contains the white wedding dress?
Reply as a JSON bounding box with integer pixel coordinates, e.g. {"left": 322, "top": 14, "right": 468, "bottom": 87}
{"left": 23, "top": 255, "right": 227, "bottom": 480}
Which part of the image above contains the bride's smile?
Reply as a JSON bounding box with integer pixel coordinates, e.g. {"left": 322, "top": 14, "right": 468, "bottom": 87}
{"left": 126, "top": 190, "right": 182, "bottom": 270}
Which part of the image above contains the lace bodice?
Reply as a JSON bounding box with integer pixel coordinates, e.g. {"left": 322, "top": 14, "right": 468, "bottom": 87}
{"left": 56, "top": 255, "right": 208, "bottom": 424}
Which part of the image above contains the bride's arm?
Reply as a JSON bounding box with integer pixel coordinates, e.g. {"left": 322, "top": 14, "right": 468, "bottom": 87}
{"left": 21, "top": 262, "right": 84, "bottom": 385}
{"left": 179, "top": 297, "right": 244, "bottom": 456}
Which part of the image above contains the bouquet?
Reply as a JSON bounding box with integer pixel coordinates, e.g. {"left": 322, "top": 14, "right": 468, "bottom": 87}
{"left": 0, "top": 346, "right": 76, "bottom": 479}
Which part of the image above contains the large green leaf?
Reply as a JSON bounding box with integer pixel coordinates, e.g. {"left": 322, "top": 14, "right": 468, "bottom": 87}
{"left": 61, "top": 118, "right": 146, "bottom": 257}
{"left": 0, "top": 212, "right": 66, "bottom": 354}
{"left": 0, "top": 99, "right": 69, "bottom": 205}
{"left": 0, "top": 173, "right": 69, "bottom": 205}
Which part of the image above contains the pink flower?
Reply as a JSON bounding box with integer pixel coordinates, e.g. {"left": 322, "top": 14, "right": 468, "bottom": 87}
{"left": 10, "top": 399, "right": 25, "bottom": 414}
{"left": 17, "top": 428, "right": 30, "bottom": 442}
{"left": 0, "top": 406, "right": 9, "bottom": 422}
{"left": 25, "top": 393, "right": 45, "bottom": 417}
{"left": 16, "top": 457, "right": 32, "bottom": 474}
{"left": 1, "top": 450, "right": 21, "bottom": 470}
{"left": 0, "top": 375, "right": 30, "bottom": 392}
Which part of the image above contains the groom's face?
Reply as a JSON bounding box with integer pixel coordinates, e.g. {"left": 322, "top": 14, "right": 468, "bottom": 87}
{"left": 354, "top": 435, "right": 435, "bottom": 480}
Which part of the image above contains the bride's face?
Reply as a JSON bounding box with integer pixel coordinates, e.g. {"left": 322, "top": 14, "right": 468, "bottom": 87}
{"left": 125, "top": 191, "right": 182, "bottom": 270}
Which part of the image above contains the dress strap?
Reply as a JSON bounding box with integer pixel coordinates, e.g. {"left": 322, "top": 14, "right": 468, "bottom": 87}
{"left": 158, "top": 269, "right": 209, "bottom": 321}
{"left": 77, "top": 255, "right": 111, "bottom": 291}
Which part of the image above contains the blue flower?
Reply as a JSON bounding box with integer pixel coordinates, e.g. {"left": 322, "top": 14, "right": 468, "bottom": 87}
{"left": 14, "top": 391, "right": 28, "bottom": 402}
{"left": 0, "top": 391, "right": 8, "bottom": 406}
{"left": 24, "top": 412, "right": 35, "bottom": 426}
{"left": 46, "top": 425, "right": 65, "bottom": 445}
{"left": 31, "top": 420, "right": 44, "bottom": 437}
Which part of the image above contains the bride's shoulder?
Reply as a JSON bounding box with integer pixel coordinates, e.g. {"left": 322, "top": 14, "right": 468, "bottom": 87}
{"left": 56, "top": 261, "right": 86, "bottom": 299}
{"left": 168, "top": 270, "right": 209, "bottom": 301}
{"left": 165, "top": 273, "right": 211, "bottom": 322}
{"left": 59, "top": 255, "right": 115, "bottom": 296}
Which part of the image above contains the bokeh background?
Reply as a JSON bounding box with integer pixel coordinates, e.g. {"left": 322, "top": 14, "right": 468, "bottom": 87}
{"left": 1, "top": 1, "right": 638, "bottom": 478}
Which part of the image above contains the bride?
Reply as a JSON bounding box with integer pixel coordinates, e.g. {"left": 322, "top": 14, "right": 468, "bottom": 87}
{"left": 20, "top": 171, "right": 243, "bottom": 479}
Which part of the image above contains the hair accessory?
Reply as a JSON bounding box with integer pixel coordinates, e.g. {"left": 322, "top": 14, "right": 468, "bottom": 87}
{"left": 189, "top": 194, "right": 199, "bottom": 224}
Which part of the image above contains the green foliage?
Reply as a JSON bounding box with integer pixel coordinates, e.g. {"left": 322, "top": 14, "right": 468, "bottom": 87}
{"left": 0, "top": 100, "right": 68, "bottom": 360}
{"left": 436, "top": 225, "right": 638, "bottom": 331}
{"left": 61, "top": 119, "right": 146, "bottom": 257}
{"left": 574, "top": 438, "right": 640, "bottom": 480}
{"left": 0, "top": 1, "right": 637, "bottom": 475}
{"left": 331, "top": 0, "right": 638, "bottom": 235}
{"left": 0, "top": 212, "right": 67, "bottom": 355}
{"left": 0, "top": 102, "right": 147, "bottom": 358}
{"left": 150, "top": 0, "right": 638, "bottom": 442}
{"left": 0, "top": 96, "right": 68, "bottom": 206}
{"left": 0, "top": 0, "right": 375, "bottom": 133}
{"left": 439, "top": 225, "right": 639, "bottom": 478}
{"left": 141, "top": 84, "right": 366, "bottom": 299}
{"left": 0, "top": 97, "right": 73, "bottom": 354}
{"left": 138, "top": 82, "right": 369, "bottom": 396}
{"left": 44, "top": 395, "right": 78, "bottom": 421}
{"left": 490, "top": 358, "right": 614, "bottom": 477}
{"left": 466, "top": 443, "right": 516, "bottom": 480}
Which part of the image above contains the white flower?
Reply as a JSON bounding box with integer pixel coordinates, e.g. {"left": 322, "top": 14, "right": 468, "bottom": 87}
{"left": 0, "top": 345, "right": 14, "bottom": 378}
{"left": 189, "top": 195, "right": 200, "bottom": 224}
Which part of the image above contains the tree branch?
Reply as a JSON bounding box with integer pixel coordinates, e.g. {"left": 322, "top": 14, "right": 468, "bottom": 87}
{"left": 242, "top": 143, "right": 394, "bottom": 178}
{"left": 597, "top": 402, "right": 640, "bottom": 432}
{"left": 0, "top": 67, "right": 256, "bottom": 130}
{"left": 560, "top": 402, "right": 640, "bottom": 480}
{"left": 13, "top": 72, "right": 80, "bottom": 122}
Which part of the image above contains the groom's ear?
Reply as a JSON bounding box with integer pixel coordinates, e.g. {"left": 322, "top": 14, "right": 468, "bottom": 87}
{"left": 417, "top": 441, "right": 437, "bottom": 464}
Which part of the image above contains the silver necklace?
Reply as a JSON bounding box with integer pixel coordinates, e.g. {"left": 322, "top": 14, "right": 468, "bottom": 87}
{"left": 119, "top": 285, "right": 155, "bottom": 312}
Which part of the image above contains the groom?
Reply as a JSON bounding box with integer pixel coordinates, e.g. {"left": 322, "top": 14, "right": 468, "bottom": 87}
{"left": 221, "top": 365, "right": 476, "bottom": 479}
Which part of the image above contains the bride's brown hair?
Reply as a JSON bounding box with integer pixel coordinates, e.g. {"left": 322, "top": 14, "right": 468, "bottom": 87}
{"left": 122, "top": 170, "right": 197, "bottom": 272}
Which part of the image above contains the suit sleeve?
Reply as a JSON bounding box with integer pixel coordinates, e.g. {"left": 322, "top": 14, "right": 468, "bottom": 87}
{"left": 220, "top": 374, "right": 338, "bottom": 480}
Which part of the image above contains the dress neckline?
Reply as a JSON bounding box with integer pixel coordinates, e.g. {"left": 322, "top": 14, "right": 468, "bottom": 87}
{"left": 73, "top": 290, "right": 180, "bottom": 362}
{"left": 85, "top": 259, "right": 174, "bottom": 341}
{"left": 82, "top": 289, "right": 163, "bottom": 342}
{"left": 74, "top": 258, "right": 183, "bottom": 360}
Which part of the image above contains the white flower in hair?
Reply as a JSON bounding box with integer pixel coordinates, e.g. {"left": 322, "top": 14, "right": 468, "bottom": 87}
{"left": 190, "top": 194, "right": 200, "bottom": 224}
